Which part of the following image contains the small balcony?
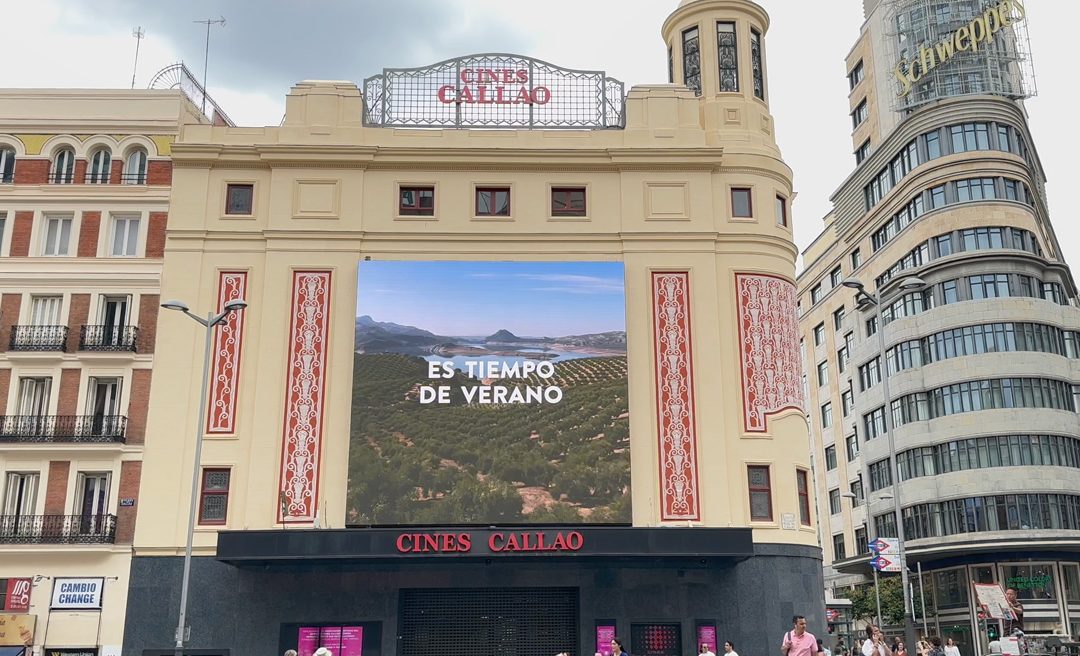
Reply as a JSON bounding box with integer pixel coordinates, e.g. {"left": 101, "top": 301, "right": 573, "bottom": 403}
{"left": 120, "top": 172, "right": 146, "bottom": 184}
{"left": 9, "top": 325, "right": 68, "bottom": 351}
{"left": 80, "top": 325, "right": 138, "bottom": 352}
{"left": 0, "top": 514, "right": 117, "bottom": 544}
{"left": 48, "top": 171, "right": 74, "bottom": 184}
{"left": 0, "top": 415, "right": 127, "bottom": 443}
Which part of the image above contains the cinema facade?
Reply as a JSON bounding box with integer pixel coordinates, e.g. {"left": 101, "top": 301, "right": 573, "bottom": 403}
{"left": 122, "top": 2, "right": 823, "bottom": 655}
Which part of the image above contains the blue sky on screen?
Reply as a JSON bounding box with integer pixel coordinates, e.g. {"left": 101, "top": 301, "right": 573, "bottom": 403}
{"left": 357, "top": 261, "right": 626, "bottom": 337}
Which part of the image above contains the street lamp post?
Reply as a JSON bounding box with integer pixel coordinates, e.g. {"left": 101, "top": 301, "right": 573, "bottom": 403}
{"left": 842, "top": 276, "right": 924, "bottom": 650}
{"left": 161, "top": 298, "right": 247, "bottom": 656}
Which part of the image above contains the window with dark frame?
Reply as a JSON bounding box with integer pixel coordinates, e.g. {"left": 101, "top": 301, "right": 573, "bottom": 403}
{"left": 747, "top": 465, "right": 772, "bottom": 521}
{"left": 851, "top": 99, "right": 868, "bottom": 130}
{"left": 848, "top": 60, "right": 864, "bottom": 90}
{"left": 682, "top": 27, "right": 701, "bottom": 96}
{"left": 775, "top": 195, "right": 787, "bottom": 227}
{"left": 851, "top": 248, "right": 862, "bottom": 269}
{"left": 717, "top": 22, "right": 738, "bottom": 92}
{"left": 825, "top": 445, "right": 838, "bottom": 471}
{"left": 225, "top": 183, "right": 254, "bottom": 215}
{"left": 750, "top": 28, "right": 764, "bottom": 100}
{"left": 797, "top": 469, "right": 811, "bottom": 526}
{"left": 855, "top": 139, "right": 871, "bottom": 164}
{"left": 551, "top": 187, "right": 586, "bottom": 217}
{"left": 475, "top": 187, "right": 511, "bottom": 217}
{"left": 833, "top": 533, "right": 847, "bottom": 561}
{"left": 732, "top": 188, "right": 753, "bottom": 218}
{"left": 0, "top": 148, "right": 15, "bottom": 184}
{"left": 399, "top": 186, "right": 435, "bottom": 216}
{"left": 198, "top": 468, "right": 231, "bottom": 525}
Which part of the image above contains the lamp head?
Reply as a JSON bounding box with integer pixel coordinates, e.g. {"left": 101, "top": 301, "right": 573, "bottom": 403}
{"left": 898, "top": 276, "right": 927, "bottom": 291}
{"left": 161, "top": 300, "right": 190, "bottom": 312}
{"left": 223, "top": 299, "right": 248, "bottom": 312}
{"left": 841, "top": 277, "right": 865, "bottom": 290}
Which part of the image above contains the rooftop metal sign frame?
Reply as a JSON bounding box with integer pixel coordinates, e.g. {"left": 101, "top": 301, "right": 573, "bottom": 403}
{"left": 362, "top": 53, "right": 625, "bottom": 130}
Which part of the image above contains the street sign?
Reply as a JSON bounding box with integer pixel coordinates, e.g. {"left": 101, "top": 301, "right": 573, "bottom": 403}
{"left": 868, "top": 537, "right": 899, "bottom": 555}
{"left": 870, "top": 555, "right": 902, "bottom": 572}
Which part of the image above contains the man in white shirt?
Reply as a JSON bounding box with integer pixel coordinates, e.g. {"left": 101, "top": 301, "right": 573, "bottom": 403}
{"left": 700, "top": 643, "right": 717, "bottom": 656}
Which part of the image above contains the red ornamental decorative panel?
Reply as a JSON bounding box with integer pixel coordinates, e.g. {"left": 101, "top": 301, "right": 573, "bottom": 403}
{"left": 736, "top": 273, "right": 804, "bottom": 432}
{"left": 206, "top": 271, "right": 247, "bottom": 434}
{"left": 278, "top": 271, "right": 332, "bottom": 523}
{"left": 651, "top": 271, "right": 701, "bottom": 521}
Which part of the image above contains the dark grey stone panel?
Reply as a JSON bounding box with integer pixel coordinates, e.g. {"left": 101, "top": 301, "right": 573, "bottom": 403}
{"left": 122, "top": 542, "right": 824, "bottom": 656}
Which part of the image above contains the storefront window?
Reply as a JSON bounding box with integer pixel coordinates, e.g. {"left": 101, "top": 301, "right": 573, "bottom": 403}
{"left": 934, "top": 568, "right": 969, "bottom": 609}
{"left": 1003, "top": 564, "right": 1056, "bottom": 600}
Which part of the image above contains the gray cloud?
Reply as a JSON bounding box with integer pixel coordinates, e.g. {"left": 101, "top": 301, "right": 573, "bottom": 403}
{"left": 77, "top": 0, "right": 533, "bottom": 93}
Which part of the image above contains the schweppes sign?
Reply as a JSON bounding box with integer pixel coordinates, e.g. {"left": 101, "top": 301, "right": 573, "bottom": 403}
{"left": 894, "top": 0, "right": 1026, "bottom": 98}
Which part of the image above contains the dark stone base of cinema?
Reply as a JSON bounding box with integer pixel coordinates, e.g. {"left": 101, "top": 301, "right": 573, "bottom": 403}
{"left": 123, "top": 543, "right": 823, "bottom": 656}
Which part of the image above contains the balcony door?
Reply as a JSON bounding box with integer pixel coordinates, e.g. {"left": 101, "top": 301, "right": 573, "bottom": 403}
{"left": 17, "top": 377, "right": 51, "bottom": 437}
{"left": 30, "top": 295, "right": 62, "bottom": 326}
{"left": 75, "top": 472, "right": 109, "bottom": 534}
{"left": 100, "top": 295, "right": 129, "bottom": 347}
{"left": 88, "top": 377, "right": 122, "bottom": 436}
{"left": 2, "top": 472, "right": 39, "bottom": 535}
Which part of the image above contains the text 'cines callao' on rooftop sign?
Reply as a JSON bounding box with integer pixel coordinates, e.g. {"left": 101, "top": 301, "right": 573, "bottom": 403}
{"left": 894, "top": 0, "right": 1026, "bottom": 98}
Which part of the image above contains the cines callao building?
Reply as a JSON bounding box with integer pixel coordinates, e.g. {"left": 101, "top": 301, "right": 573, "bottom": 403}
{"left": 119, "top": 1, "right": 825, "bottom": 655}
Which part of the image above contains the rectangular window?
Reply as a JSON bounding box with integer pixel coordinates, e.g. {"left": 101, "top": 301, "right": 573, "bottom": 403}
{"left": 935, "top": 234, "right": 953, "bottom": 257}
{"left": 0, "top": 212, "right": 6, "bottom": 255}
{"left": 731, "top": 188, "right": 753, "bottom": 218}
{"left": 846, "top": 434, "right": 859, "bottom": 461}
{"left": 750, "top": 28, "right": 764, "bottom": 100}
{"left": 813, "top": 323, "right": 825, "bottom": 346}
{"left": 833, "top": 533, "right": 847, "bottom": 561}
{"left": 747, "top": 465, "right": 772, "bottom": 521}
{"left": 848, "top": 60, "right": 864, "bottom": 90}
{"left": 842, "top": 388, "right": 855, "bottom": 417}
{"left": 829, "top": 489, "right": 841, "bottom": 515}
{"left": 110, "top": 216, "right": 140, "bottom": 257}
{"left": 716, "top": 22, "right": 739, "bottom": 92}
{"left": 817, "top": 361, "right": 830, "bottom": 387}
{"left": 830, "top": 266, "right": 842, "bottom": 288}
{"left": 851, "top": 248, "right": 862, "bottom": 269}
{"left": 42, "top": 215, "right": 72, "bottom": 256}
{"left": 866, "top": 316, "right": 878, "bottom": 337}
{"left": 797, "top": 470, "right": 811, "bottom": 526}
{"left": 825, "top": 445, "right": 838, "bottom": 471}
{"left": 810, "top": 284, "right": 823, "bottom": 306}
{"left": 855, "top": 526, "right": 868, "bottom": 554}
{"left": 926, "top": 131, "right": 942, "bottom": 159}
{"left": 855, "top": 139, "right": 871, "bottom": 164}
{"left": 551, "top": 187, "right": 586, "bottom": 217}
{"left": 225, "top": 184, "right": 254, "bottom": 215}
{"left": 399, "top": 186, "right": 435, "bottom": 216}
{"left": 942, "top": 279, "right": 959, "bottom": 304}
{"left": 775, "top": 195, "right": 787, "bottom": 227}
{"left": 850, "top": 479, "right": 864, "bottom": 506}
{"left": 682, "top": 27, "right": 701, "bottom": 96}
{"left": 838, "top": 345, "right": 849, "bottom": 374}
{"left": 929, "top": 184, "right": 947, "bottom": 209}
{"left": 833, "top": 306, "right": 845, "bottom": 331}
{"left": 821, "top": 402, "right": 833, "bottom": 429}
{"left": 198, "top": 468, "right": 231, "bottom": 525}
{"left": 475, "top": 187, "right": 511, "bottom": 216}
{"left": 852, "top": 100, "right": 868, "bottom": 130}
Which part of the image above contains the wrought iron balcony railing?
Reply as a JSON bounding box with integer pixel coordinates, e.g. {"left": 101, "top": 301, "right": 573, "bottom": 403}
{"left": 9, "top": 325, "right": 68, "bottom": 351}
{"left": 85, "top": 172, "right": 111, "bottom": 184}
{"left": 120, "top": 172, "right": 146, "bottom": 184}
{"left": 48, "top": 171, "right": 74, "bottom": 184}
{"left": 0, "top": 514, "right": 117, "bottom": 544}
{"left": 79, "top": 325, "right": 138, "bottom": 352}
{"left": 0, "top": 415, "right": 127, "bottom": 443}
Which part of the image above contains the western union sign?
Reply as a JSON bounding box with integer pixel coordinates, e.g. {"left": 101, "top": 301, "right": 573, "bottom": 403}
{"left": 894, "top": 0, "right": 1026, "bottom": 97}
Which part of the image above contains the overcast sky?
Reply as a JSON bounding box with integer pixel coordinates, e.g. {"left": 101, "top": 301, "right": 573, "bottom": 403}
{"left": 8, "top": 0, "right": 1078, "bottom": 272}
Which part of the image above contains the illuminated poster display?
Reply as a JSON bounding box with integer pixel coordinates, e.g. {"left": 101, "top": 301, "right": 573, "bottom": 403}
{"left": 348, "top": 261, "right": 629, "bottom": 525}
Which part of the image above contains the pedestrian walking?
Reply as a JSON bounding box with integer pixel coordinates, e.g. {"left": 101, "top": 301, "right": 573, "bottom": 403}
{"left": 781, "top": 615, "right": 823, "bottom": 656}
{"left": 611, "top": 638, "right": 629, "bottom": 656}
{"left": 724, "top": 641, "right": 740, "bottom": 656}
{"left": 700, "top": 642, "right": 717, "bottom": 656}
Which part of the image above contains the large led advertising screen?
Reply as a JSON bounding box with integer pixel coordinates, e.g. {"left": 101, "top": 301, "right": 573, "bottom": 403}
{"left": 347, "top": 261, "right": 630, "bottom": 525}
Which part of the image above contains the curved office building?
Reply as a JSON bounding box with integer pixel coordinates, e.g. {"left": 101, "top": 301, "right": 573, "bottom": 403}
{"left": 799, "top": 0, "right": 1080, "bottom": 653}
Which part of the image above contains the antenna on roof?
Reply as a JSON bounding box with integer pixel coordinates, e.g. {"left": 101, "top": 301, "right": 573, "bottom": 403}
{"left": 193, "top": 16, "right": 226, "bottom": 115}
{"left": 131, "top": 27, "right": 145, "bottom": 89}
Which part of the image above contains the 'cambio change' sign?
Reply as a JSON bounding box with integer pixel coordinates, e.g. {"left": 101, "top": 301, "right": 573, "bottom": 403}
{"left": 50, "top": 578, "right": 104, "bottom": 610}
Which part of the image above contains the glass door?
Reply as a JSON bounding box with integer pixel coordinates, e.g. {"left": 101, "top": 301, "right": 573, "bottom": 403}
{"left": 2, "top": 472, "right": 39, "bottom": 535}
{"left": 100, "top": 295, "right": 129, "bottom": 347}
{"left": 87, "top": 377, "right": 121, "bottom": 436}
{"left": 76, "top": 472, "right": 109, "bottom": 534}
{"left": 17, "top": 377, "right": 51, "bottom": 436}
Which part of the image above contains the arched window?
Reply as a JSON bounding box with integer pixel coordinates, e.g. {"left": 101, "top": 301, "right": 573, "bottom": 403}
{"left": 123, "top": 148, "right": 147, "bottom": 184}
{"left": 0, "top": 148, "right": 14, "bottom": 183}
{"left": 86, "top": 148, "right": 111, "bottom": 184}
{"left": 51, "top": 147, "right": 75, "bottom": 184}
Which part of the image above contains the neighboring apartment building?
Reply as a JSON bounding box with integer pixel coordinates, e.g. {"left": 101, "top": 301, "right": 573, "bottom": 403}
{"left": 799, "top": 0, "right": 1080, "bottom": 652}
{"left": 0, "top": 88, "right": 212, "bottom": 654}
{"left": 122, "top": 2, "right": 824, "bottom": 655}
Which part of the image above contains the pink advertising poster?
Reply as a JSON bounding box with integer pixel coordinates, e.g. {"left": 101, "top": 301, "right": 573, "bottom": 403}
{"left": 597, "top": 625, "right": 616, "bottom": 656}
{"left": 321, "top": 626, "right": 343, "bottom": 653}
{"left": 298, "top": 627, "right": 320, "bottom": 656}
{"left": 340, "top": 626, "right": 364, "bottom": 656}
{"left": 697, "top": 625, "right": 717, "bottom": 654}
